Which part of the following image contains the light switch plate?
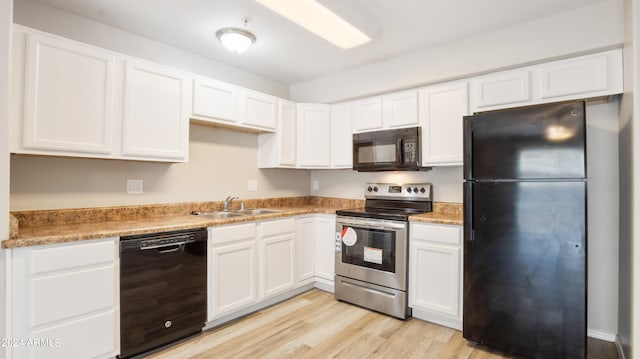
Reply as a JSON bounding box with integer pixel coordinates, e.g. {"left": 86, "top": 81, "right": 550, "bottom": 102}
{"left": 313, "top": 180, "right": 319, "bottom": 190}
{"left": 248, "top": 179, "right": 258, "bottom": 191}
{"left": 127, "top": 179, "right": 143, "bottom": 195}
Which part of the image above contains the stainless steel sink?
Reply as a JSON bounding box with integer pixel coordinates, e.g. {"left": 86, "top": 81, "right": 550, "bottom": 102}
{"left": 191, "top": 208, "right": 284, "bottom": 219}
{"left": 232, "top": 208, "right": 285, "bottom": 215}
{"left": 191, "top": 211, "right": 245, "bottom": 219}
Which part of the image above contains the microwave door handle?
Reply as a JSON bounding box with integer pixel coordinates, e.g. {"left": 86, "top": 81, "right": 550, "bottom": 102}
{"left": 397, "top": 138, "right": 404, "bottom": 164}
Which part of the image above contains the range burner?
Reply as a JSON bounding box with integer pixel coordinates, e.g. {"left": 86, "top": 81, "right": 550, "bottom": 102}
{"left": 336, "top": 183, "right": 433, "bottom": 221}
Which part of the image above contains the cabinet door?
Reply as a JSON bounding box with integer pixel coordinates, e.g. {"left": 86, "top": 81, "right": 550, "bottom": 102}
{"left": 279, "top": 100, "right": 297, "bottom": 166}
{"left": 382, "top": 90, "right": 419, "bottom": 128}
{"left": 240, "top": 89, "right": 277, "bottom": 131}
{"left": 210, "top": 240, "right": 258, "bottom": 318}
{"left": 471, "top": 70, "right": 531, "bottom": 111}
{"left": 352, "top": 96, "right": 382, "bottom": 133}
{"left": 10, "top": 238, "right": 119, "bottom": 359}
{"left": 192, "top": 77, "right": 239, "bottom": 123}
{"left": 330, "top": 103, "right": 353, "bottom": 168}
{"left": 297, "top": 103, "right": 331, "bottom": 167}
{"left": 410, "top": 241, "right": 461, "bottom": 317}
{"left": 296, "top": 216, "right": 316, "bottom": 285}
{"left": 419, "top": 81, "right": 468, "bottom": 166}
{"left": 122, "top": 60, "right": 191, "bottom": 161}
{"left": 23, "top": 33, "right": 115, "bottom": 155}
{"left": 315, "top": 215, "right": 336, "bottom": 282}
{"left": 261, "top": 233, "right": 296, "bottom": 298}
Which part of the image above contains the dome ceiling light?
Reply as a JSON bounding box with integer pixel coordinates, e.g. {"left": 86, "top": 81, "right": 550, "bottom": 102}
{"left": 216, "top": 17, "right": 256, "bottom": 54}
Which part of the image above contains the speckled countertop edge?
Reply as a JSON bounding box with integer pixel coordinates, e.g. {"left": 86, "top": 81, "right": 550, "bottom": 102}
{"left": 4, "top": 200, "right": 463, "bottom": 249}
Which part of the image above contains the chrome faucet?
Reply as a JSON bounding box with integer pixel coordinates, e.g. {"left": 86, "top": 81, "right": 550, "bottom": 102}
{"left": 223, "top": 196, "right": 239, "bottom": 211}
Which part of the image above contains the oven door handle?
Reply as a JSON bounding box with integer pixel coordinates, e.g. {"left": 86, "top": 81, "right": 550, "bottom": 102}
{"left": 338, "top": 220, "right": 406, "bottom": 231}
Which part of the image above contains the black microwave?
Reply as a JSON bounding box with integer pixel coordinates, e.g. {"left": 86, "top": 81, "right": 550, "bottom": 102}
{"left": 353, "top": 127, "right": 427, "bottom": 172}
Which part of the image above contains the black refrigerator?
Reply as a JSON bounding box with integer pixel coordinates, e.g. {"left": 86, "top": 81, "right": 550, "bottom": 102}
{"left": 462, "top": 101, "right": 587, "bottom": 359}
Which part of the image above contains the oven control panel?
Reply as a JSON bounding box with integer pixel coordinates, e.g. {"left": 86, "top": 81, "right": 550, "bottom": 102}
{"left": 365, "top": 183, "right": 432, "bottom": 201}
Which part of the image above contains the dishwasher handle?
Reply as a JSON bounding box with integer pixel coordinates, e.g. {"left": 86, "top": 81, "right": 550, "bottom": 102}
{"left": 140, "top": 234, "right": 195, "bottom": 250}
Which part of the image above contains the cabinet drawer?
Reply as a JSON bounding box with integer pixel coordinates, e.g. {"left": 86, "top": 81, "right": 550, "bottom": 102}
{"left": 32, "top": 265, "right": 116, "bottom": 327}
{"left": 28, "top": 238, "right": 116, "bottom": 274}
{"left": 411, "top": 223, "right": 461, "bottom": 246}
{"left": 261, "top": 218, "right": 295, "bottom": 237}
{"left": 30, "top": 310, "right": 117, "bottom": 359}
{"left": 210, "top": 223, "right": 257, "bottom": 246}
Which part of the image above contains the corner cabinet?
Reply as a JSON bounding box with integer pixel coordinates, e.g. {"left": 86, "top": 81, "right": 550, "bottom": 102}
{"left": 121, "top": 60, "right": 191, "bottom": 161}
{"left": 258, "top": 100, "right": 297, "bottom": 168}
{"left": 329, "top": 103, "right": 353, "bottom": 168}
{"left": 7, "top": 238, "right": 119, "bottom": 359}
{"left": 409, "top": 222, "right": 463, "bottom": 330}
{"left": 418, "top": 81, "right": 469, "bottom": 166}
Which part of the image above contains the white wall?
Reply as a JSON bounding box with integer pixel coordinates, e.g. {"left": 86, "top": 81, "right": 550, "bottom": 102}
{"left": 310, "top": 167, "right": 463, "bottom": 203}
{"left": 12, "top": 0, "right": 289, "bottom": 98}
{"left": 10, "top": 124, "right": 310, "bottom": 210}
{"left": 618, "top": 0, "right": 638, "bottom": 357}
{"left": 291, "top": 0, "right": 623, "bottom": 103}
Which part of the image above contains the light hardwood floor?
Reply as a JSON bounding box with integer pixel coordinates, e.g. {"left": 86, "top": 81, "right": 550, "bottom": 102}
{"left": 149, "top": 289, "right": 618, "bottom": 359}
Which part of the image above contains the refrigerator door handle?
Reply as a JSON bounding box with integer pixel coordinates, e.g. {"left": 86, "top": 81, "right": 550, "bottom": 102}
{"left": 464, "top": 181, "right": 474, "bottom": 242}
{"left": 463, "top": 117, "right": 473, "bottom": 180}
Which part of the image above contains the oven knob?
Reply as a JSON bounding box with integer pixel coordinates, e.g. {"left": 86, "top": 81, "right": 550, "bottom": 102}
{"left": 420, "top": 187, "right": 426, "bottom": 193}
{"left": 407, "top": 187, "right": 412, "bottom": 193}
{"left": 373, "top": 187, "right": 378, "bottom": 192}
{"left": 413, "top": 187, "right": 419, "bottom": 193}
{"left": 367, "top": 186, "right": 373, "bottom": 192}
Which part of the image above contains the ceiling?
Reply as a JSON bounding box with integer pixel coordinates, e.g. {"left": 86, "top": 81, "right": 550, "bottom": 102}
{"left": 27, "top": 0, "right": 606, "bottom": 85}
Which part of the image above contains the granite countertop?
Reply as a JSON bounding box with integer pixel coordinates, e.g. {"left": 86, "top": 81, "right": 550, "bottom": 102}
{"left": 4, "top": 198, "right": 463, "bottom": 249}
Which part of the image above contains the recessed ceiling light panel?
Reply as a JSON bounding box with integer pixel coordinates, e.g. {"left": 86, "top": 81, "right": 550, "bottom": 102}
{"left": 256, "top": 0, "right": 371, "bottom": 49}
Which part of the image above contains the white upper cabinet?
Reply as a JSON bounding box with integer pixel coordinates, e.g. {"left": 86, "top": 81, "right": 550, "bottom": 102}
{"left": 240, "top": 89, "right": 278, "bottom": 131}
{"left": 382, "top": 90, "right": 419, "bottom": 129}
{"left": 329, "top": 103, "right": 353, "bottom": 168}
{"left": 470, "top": 49, "right": 623, "bottom": 112}
{"left": 192, "top": 77, "right": 239, "bottom": 124}
{"left": 352, "top": 96, "right": 383, "bottom": 132}
{"left": 121, "top": 59, "right": 191, "bottom": 161}
{"left": 419, "top": 81, "right": 469, "bottom": 166}
{"left": 470, "top": 69, "right": 531, "bottom": 110}
{"left": 20, "top": 32, "right": 116, "bottom": 156}
{"left": 297, "top": 103, "right": 331, "bottom": 168}
{"left": 258, "top": 100, "right": 297, "bottom": 168}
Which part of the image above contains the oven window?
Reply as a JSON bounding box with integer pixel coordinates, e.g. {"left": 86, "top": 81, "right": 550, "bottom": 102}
{"left": 341, "top": 226, "right": 396, "bottom": 273}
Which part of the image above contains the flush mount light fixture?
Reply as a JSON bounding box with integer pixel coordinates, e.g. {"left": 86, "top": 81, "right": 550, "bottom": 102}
{"left": 256, "top": 0, "right": 370, "bottom": 49}
{"left": 216, "top": 18, "right": 256, "bottom": 54}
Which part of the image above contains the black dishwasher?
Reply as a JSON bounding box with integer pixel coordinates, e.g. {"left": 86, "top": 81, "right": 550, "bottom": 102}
{"left": 119, "top": 228, "right": 207, "bottom": 358}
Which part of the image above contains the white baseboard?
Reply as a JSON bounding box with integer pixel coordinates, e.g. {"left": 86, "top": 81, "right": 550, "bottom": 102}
{"left": 587, "top": 329, "right": 617, "bottom": 342}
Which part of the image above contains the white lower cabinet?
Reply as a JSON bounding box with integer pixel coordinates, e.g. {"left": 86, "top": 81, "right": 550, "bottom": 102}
{"left": 7, "top": 237, "right": 119, "bottom": 359}
{"left": 409, "top": 222, "right": 463, "bottom": 330}
{"left": 259, "top": 218, "right": 296, "bottom": 299}
{"left": 208, "top": 223, "right": 258, "bottom": 321}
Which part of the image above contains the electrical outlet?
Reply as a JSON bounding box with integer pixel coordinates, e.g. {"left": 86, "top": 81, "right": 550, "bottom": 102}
{"left": 248, "top": 179, "right": 258, "bottom": 191}
{"left": 126, "top": 179, "right": 143, "bottom": 195}
{"left": 313, "top": 180, "right": 319, "bottom": 190}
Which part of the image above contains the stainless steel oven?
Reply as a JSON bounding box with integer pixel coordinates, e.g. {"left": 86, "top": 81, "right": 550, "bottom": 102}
{"left": 335, "top": 183, "right": 432, "bottom": 319}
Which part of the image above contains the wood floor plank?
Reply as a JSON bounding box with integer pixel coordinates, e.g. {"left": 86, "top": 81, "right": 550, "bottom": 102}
{"left": 148, "top": 289, "right": 619, "bottom": 359}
